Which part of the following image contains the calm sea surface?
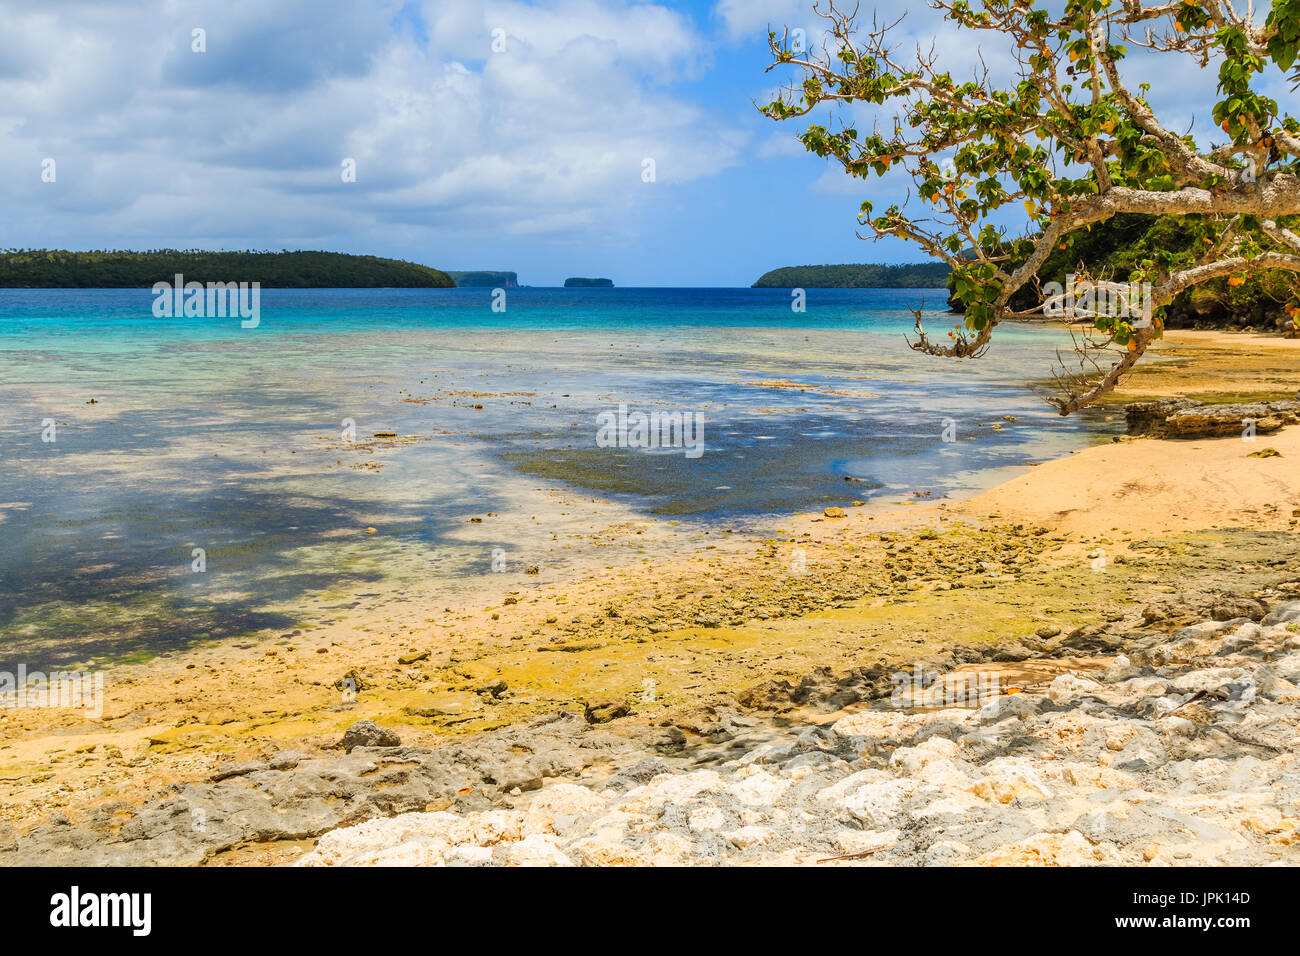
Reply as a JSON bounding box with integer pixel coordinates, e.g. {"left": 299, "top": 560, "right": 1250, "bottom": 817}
{"left": 0, "top": 287, "right": 1119, "bottom": 667}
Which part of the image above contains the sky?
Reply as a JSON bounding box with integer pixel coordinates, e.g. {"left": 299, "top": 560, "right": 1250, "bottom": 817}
{"left": 0, "top": 0, "right": 1291, "bottom": 286}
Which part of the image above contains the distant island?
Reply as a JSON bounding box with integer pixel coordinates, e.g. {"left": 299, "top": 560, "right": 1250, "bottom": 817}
{"left": 752, "top": 262, "right": 951, "bottom": 288}
{"left": 0, "top": 250, "right": 454, "bottom": 288}
{"left": 448, "top": 271, "right": 518, "bottom": 288}
{"left": 564, "top": 277, "right": 613, "bottom": 288}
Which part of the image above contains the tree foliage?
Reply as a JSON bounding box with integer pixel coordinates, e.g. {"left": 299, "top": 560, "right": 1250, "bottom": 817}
{"left": 763, "top": 0, "right": 1300, "bottom": 412}
{"left": 950, "top": 212, "right": 1300, "bottom": 329}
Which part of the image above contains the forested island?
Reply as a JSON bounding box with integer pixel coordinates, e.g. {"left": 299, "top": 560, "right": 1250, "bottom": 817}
{"left": 0, "top": 250, "right": 454, "bottom": 288}
{"left": 448, "top": 271, "right": 518, "bottom": 287}
{"left": 564, "top": 277, "right": 613, "bottom": 287}
{"left": 752, "top": 262, "right": 951, "bottom": 288}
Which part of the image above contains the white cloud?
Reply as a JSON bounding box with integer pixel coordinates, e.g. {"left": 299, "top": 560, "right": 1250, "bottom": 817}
{"left": 714, "top": 0, "right": 807, "bottom": 41}
{"left": 426, "top": 0, "right": 704, "bottom": 75}
{"left": 0, "top": 0, "right": 745, "bottom": 254}
{"left": 757, "top": 131, "right": 811, "bottom": 159}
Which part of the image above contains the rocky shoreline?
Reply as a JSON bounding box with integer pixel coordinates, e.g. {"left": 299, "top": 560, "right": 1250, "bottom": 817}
{"left": 296, "top": 599, "right": 1300, "bottom": 867}
{"left": 7, "top": 593, "right": 1299, "bottom": 866}
{"left": 1126, "top": 397, "right": 1300, "bottom": 438}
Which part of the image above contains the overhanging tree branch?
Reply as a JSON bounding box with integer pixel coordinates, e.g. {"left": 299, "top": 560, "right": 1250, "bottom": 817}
{"left": 761, "top": 0, "right": 1300, "bottom": 412}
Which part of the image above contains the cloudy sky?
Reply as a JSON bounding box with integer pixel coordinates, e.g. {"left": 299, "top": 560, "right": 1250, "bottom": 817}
{"left": 0, "top": 0, "right": 1285, "bottom": 285}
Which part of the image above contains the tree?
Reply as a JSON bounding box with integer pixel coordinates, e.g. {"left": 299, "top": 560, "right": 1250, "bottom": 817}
{"left": 762, "top": 0, "right": 1300, "bottom": 413}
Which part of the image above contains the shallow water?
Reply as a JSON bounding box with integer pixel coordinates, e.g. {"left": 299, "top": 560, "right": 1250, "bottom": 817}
{"left": 0, "top": 288, "right": 1118, "bottom": 668}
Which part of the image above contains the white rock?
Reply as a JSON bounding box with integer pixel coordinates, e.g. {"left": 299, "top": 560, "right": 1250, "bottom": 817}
{"left": 620, "top": 770, "right": 725, "bottom": 813}
{"left": 831, "top": 710, "right": 931, "bottom": 738}
{"left": 1112, "top": 676, "right": 1169, "bottom": 701}
{"left": 642, "top": 832, "right": 694, "bottom": 865}
{"left": 530, "top": 782, "right": 607, "bottom": 817}
{"left": 1231, "top": 622, "right": 1264, "bottom": 643}
{"left": 976, "top": 829, "right": 1122, "bottom": 866}
{"left": 1261, "top": 600, "right": 1300, "bottom": 626}
{"left": 836, "top": 779, "right": 916, "bottom": 827}
{"left": 1152, "top": 695, "right": 1183, "bottom": 717}
{"left": 1174, "top": 620, "right": 1235, "bottom": 639}
{"left": 587, "top": 809, "right": 640, "bottom": 833}
{"left": 977, "top": 693, "right": 1039, "bottom": 723}
{"left": 447, "top": 844, "right": 493, "bottom": 865}
{"left": 1260, "top": 674, "right": 1300, "bottom": 700}
{"left": 503, "top": 833, "right": 574, "bottom": 867}
{"left": 455, "top": 809, "right": 527, "bottom": 846}
{"left": 815, "top": 769, "right": 892, "bottom": 804}
{"left": 1058, "top": 762, "right": 1137, "bottom": 789}
{"left": 1155, "top": 715, "right": 1198, "bottom": 736}
{"left": 1102, "top": 722, "right": 1141, "bottom": 751}
{"left": 1271, "top": 652, "right": 1300, "bottom": 682}
{"left": 889, "top": 736, "right": 959, "bottom": 773}
{"left": 735, "top": 743, "right": 785, "bottom": 766}
{"left": 687, "top": 805, "right": 727, "bottom": 832}
{"left": 911, "top": 794, "right": 981, "bottom": 820}
{"left": 1169, "top": 667, "right": 1247, "bottom": 694}
{"left": 567, "top": 831, "right": 649, "bottom": 866}
{"left": 340, "top": 836, "right": 451, "bottom": 867}
{"left": 912, "top": 757, "right": 975, "bottom": 788}
{"left": 1102, "top": 654, "right": 1132, "bottom": 680}
{"left": 728, "top": 769, "right": 790, "bottom": 807}
{"left": 1190, "top": 757, "right": 1230, "bottom": 779}
{"left": 524, "top": 783, "right": 608, "bottom": 835}
{"left": 295, "top": 812, "right": 458, "bottom": 866}
{"left": 723, "top": 825, "right": 774, "bottom": 849}
{"left": 281, "top": 607, "right": 1299, "bottom": 868}
{"left": 968, "top": 758, "right": 1054, "bottom": 803}
{"left": 1048, "top": 673, "right": 1104, "bottom": 704}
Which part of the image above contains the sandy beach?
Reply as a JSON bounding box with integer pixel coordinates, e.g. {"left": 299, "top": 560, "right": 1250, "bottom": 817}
{"left": 2, "top": 327, "right": 1298, "bottom": 865}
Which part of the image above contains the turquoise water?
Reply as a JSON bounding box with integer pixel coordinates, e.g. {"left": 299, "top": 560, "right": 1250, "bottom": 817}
{"left": 0, "top": 288, "right": 1119, "bottom": 668}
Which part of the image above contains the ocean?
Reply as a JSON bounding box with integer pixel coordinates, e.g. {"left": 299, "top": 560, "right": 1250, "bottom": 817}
{"left": 0, "top": 287, "right": 1118, "bottom": 668}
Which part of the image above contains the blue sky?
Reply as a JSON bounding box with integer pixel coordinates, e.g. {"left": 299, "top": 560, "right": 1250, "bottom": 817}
{"left": 0, "top": 0, "right": 1279, "bottom": 285}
